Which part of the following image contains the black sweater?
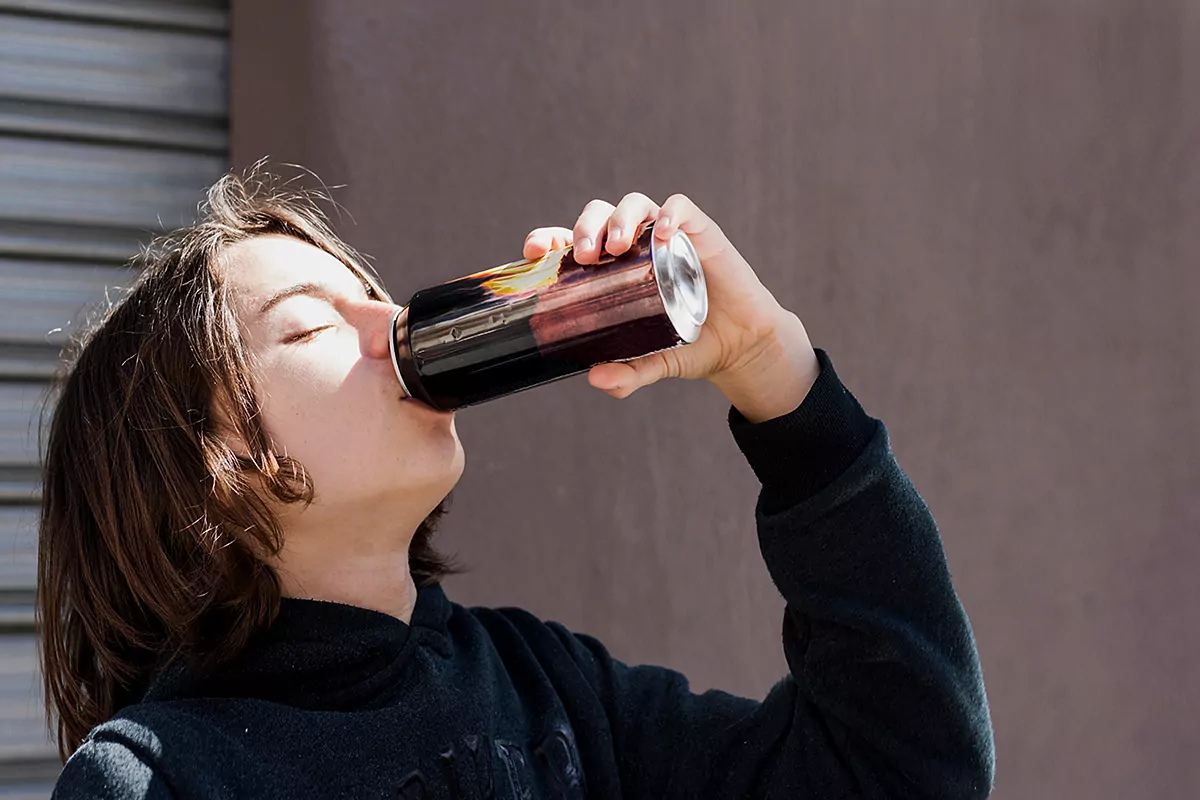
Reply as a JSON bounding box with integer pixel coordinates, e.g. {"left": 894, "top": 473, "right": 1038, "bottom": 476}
{"left": 52, "top": 349, "right": 995, "bottom": 799}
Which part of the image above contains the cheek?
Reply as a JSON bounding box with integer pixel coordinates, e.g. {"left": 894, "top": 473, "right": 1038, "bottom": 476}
{"left": 255, "top": 347, "right": 400, "bottom": 469}
{"left": 257, "top": 354, "right": 358, "bottom": 453}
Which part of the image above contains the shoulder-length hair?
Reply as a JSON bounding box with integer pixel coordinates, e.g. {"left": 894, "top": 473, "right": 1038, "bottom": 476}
{"left": 36, "top": 164, "right": 462, "bottom": 762}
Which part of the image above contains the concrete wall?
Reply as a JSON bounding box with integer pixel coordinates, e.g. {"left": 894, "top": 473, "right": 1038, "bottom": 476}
{"left": 231, "top": 2, "right": 1200, "bottom": 796}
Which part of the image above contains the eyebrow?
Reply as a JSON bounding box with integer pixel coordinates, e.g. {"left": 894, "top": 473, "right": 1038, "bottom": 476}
{"left": 257, "top": 281, "right": 363, "bottom": 317}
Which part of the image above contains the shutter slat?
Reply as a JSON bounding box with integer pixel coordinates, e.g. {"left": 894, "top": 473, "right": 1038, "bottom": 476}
{"left": 0, "top": 780, "right": 58, "bottom": 799}
{"left": 0, "top": 221, "right": 146, "bottom": 263}
{"left": 0, "top": 12, "right": 227, "bottom": 115}
{"left": 0, "top": 386, "right": 50, "bottom": 469}
{"left": 0, "top": 97, "right": 227, "bottom": 152}
{"left": 0, "top": 346, "right": 60, "bottom": 382}
{"left": 0, "top": 137, "right": 226, "bottom": 230}
{"left": 0, "top": 470, "right": 39, "bottom": 504}
{"left": 0, "top": 260, "right": 134, "bottom": 347}
{"left": 0, "top": 637, "right": 54, "bottom": 761}
{"left": 0, "top": 0, "right": 227, "bottom": 32}
{"left": 0, "top": 510, "right": 36, "bottom": 594}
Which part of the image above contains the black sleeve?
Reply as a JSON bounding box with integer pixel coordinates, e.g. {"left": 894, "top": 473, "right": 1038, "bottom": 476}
{"left": 553, "top": 348, "right": 995, "bottom": 799}
{"left": 52, "top": 731, "right": 175, "bottom": 800}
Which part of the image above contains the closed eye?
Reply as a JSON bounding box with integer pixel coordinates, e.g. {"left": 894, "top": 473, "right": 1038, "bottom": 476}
{"left": 283, "top": 326, "right": 332, "bottom": 344}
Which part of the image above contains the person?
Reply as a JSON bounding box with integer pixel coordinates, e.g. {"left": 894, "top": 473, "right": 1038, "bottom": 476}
{"left": 40, "top": 166, "right": 995, "bottom": 799}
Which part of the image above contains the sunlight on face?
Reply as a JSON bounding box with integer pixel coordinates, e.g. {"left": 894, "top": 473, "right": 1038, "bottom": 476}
{"left": 221, "top": 235, "right": 465, "bottom": 509}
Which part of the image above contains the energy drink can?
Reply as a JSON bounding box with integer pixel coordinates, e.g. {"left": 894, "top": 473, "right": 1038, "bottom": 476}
{"left": 390, "top": 221, "right": 708, "bottom": 411}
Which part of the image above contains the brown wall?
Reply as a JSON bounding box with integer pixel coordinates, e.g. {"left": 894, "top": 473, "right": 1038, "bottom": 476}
{"left": 231, "top": 2, "right": 1200, "bottom": 797}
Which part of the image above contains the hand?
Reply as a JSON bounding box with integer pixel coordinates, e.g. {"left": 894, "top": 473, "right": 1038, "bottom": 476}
{"left": 524, "top": 192, "right": 820, "bottom": 422}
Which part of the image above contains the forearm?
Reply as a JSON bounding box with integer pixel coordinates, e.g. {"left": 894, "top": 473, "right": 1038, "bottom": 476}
{"left": 729, "top": 350, "right": 995, "bottom": 798}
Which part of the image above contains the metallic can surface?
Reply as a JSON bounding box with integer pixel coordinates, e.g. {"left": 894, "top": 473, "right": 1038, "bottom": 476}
{"left": 390, "top": 222, "right": 708, "bottom": 411}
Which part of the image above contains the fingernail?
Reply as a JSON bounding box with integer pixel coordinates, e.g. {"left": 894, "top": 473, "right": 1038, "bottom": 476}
{"left": 607, "top": 226, "right": 622, "bottom": 245}
{"left": 575, "top": 238, "right": 592, "bottom": 254}
{"left": 656, "top": 217, "right": 672, "bottom": 236}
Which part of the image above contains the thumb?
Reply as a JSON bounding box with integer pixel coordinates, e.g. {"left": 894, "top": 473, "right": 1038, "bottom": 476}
{"left": 587, "top": 351, "right": 679, "bottom": 399}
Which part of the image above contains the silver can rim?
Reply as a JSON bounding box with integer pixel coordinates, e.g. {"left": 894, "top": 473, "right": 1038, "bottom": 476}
{"left": 651, "top": 228, "right": 708, "bottom": 344}
{"left": 389, "top": 305, "right": 414, "bottom": 399}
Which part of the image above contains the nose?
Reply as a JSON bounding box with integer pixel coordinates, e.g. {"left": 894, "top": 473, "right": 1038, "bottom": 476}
{"left": 348, "top": 298, "right": 403, "bottom": 362}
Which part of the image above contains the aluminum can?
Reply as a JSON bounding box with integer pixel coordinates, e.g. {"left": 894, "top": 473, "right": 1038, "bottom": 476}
{"left": 390, "top": 221, "right": 708, "bottom": 411}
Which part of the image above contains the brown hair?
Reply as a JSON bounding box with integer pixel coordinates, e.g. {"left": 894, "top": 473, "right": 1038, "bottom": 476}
{"left": 36, "top": 164, "right": 462, "bottom": 762}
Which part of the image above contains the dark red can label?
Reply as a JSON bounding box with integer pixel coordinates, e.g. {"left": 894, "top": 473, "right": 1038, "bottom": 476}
{"left": 391, "top": 222, "right": 707, "bottom": 410}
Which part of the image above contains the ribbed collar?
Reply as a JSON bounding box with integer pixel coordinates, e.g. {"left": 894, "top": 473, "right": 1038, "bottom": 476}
{"left": 141, "top": 582, "right": 453, "bottom": 710}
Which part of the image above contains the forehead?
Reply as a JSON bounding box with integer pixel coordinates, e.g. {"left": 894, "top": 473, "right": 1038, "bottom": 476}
{"left": 221, "top": 234, "right": 366, "bottom": 311}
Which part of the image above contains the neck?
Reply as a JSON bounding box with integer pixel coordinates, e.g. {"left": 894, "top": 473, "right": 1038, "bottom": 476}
{"left": 277, "top": 550, "right": 420, "bottom": 624}
{"left": 268, "top": 501, "right": 432, "bottom": 625}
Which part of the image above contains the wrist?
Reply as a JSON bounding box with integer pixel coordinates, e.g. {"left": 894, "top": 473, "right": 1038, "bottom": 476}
{"left": 711, "top": 312, "right": 820, "bottom": 424}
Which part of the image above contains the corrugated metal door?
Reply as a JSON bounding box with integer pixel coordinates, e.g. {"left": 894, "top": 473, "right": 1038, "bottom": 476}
{"left": 0, "top": 1, "right": 228, "bottom": 793}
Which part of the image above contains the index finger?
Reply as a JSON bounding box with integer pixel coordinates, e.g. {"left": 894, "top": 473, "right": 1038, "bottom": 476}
{"left": 523, "top": 227, "right": 574, "bottom": 260}
{"left": 653, "top": 193, "right": 726, "bottom": 260}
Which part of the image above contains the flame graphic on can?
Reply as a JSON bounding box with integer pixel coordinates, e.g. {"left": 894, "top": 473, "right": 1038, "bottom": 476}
{"left": 467, "top": 249, "right": 566, "bottom": 298}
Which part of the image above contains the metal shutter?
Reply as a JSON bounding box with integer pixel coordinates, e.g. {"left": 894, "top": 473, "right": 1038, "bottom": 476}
{"left": 0, "top": 1, "right": 228, "bottom": 792}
